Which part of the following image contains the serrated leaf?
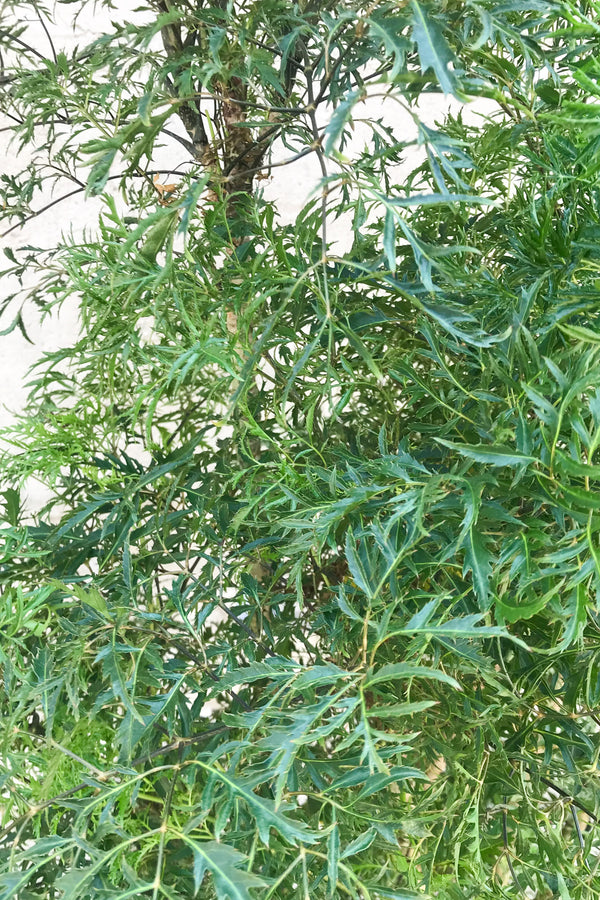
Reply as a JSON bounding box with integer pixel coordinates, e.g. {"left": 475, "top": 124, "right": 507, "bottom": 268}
{"left": 340, "top": 827, "right": 377, "bottom": 859}
{"left": 368, "top": 14, "right": 411, "bottom": 80}
{"left": 358, "top": 766, "right": 428, "bottom": 798}
{"left": 436, "top": 438, "right": 537, "bottom": 467}
{"left": 138, "top": 208, "right": 180, "bottom": 262}
{"left": 345, "top": 531, "right": 375, "bottom": 598}
{"left": 558, "top": 583, "right": 587, "bottom": 650}
{"left": 32, "top": 648, "right": 63, "bottom": 736}
{"left": 55, "top": 863, "right": 100, "bottom": 899}
{"left": 0, "top": 310, "right": 34, "bottom": 342}
{"left": 405, "top": 598, "right": 438, "bottom": 629}
{"left": 1, "top": 488, "right": 20, "bottom": 526}
{"left": 403, "top": 610, "right": 515, "bottom": 640}
{"left": 463, "top": 531, "right": 493, "bottom": 608}
{"left": 323, "top": 89, "right": 363, "bottom": 155}
{"left": 327, "top": 821, "right": 339, "bottom": 898}
{"left": 558, "top": 322, "right": 600, "bottom": 343}
{"left": 495, "top": 590, "right": 552, "bottom": 624}
{"left": 336, "top": 590, "right": 364, "bottom": 621}
{"left": 383, "top": 208, "right": 396, "bottom": 272}
{"left": 54, "top": 494, "right": 117, "bottom": 539}
{"left": 367, "top": 700, "right": 438, "bottom": 718}
{"left": 411, "top": 0, "right": 457, "bottom": 95}
{"left": 217, "top": 659, "right": 297, "bottom": 689}
{"left": 71, "top": 584, "right": 111, "bottom": 619}
{"left": 182, "top": 839, "right": 265, "bottom": 900}
{"left": 555, "top": 481, "right": 600, "bottom": 511}
{"left": 555, "top": 450, "right": 600, "bottom": 480}
{"left": 197, "top": 765, "right": 318, "bottom": 846}
{"left": 365, "top": 663, "right": 460, "bottom": 689}
{"left": 137, "top": 91, "right": 153, "bottom": 126}
{"left": 327, "top": 764, "right": 425, "bottom": 793}
{"left": 85, "top": 147, "right": 118, "bottom": 196}
{"left": 98, "top": 637, "right": 145, "bottom": 725}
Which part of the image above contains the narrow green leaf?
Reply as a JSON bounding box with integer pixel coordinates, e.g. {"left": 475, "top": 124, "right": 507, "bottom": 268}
{"left": 139, "top": 208, "right": 180, "bottom": 262}
{"left": 340, "top": 827, "right": 377, "bottom": 859}
{"left": 557, "top": 482, "right": 600, "bottom": 511}
{"left": 365, "top": 663, "right": 460, "bottom": 689}
{"left": 383, "top": 209, "right": 396, "bottom": 272}
{"left": 1, "top": 488, "right": 20, "bottom": 525}
{"left": 182, "top": 839, "right": 266, "bottom": 900}
{"left": 463, "top": 531, "right": 493, "bottom": 608}
{"left": 196, "top": 766, "right": 318, "bottom": 846}
{"left": 558, "top": 583, "right": 588, "bottom": 650}
{"left": 555, "top": 450, "right": 600, "bottom": 480}
{"left": 327, "top": 821, "right": 339, "bottom": 899}
{"left": 137, "top": 91, "right": 153, "bottom": 126}
{"left": 85, "top": 147, "right": 118, "bottom": 196}
{"left": 361, "top": 888, "right": 421, "bottom": 900}
{"left": 323, "top": 89, "right": 363, "bottom": 155}
{"left": 436, "top": 438, "right": 537, "bottom": 467}
{"left": 368, "top": 14, "right": 410, "bottom": 79}
{"left": 345, "top": 531, "right": 374, "bottom": 598}
{"left": 385, "top": 193, "right": 494, "bottom": 208}
{"left": 327, "top": 765, "right": 425, "bottom": 793}
{"left": 358, "top": 766, "right": 428, "bottom": 798}
{"left": 411, "top": 0, "right": 457, "bottom": 94}
{"left": 71, "top": 584, "right": 112, "bottom": 619}
{"left": 558, "top": 322, "right": 600, "bottom": 343}
{"left": 367, "top": 700, "right": 438, "bottom": 718}
{"left": 496, "top": 584, "right": 558, "bottom": 625}
{"left": 405, "top": 598, "right": 437, "bottom": 629}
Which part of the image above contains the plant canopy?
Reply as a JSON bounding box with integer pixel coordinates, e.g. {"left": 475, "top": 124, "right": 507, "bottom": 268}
{"left": 2, "top": 1, "right": 600, "bottom": 897}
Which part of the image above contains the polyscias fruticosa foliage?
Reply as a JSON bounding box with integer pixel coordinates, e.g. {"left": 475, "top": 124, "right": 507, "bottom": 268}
{"left": 2, "top": 0, "right": 600, "bottom": 897}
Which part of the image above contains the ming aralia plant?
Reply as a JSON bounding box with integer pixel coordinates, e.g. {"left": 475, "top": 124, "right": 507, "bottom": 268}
{"left": 2, "top": 0, "right": 600, "bottom": 897}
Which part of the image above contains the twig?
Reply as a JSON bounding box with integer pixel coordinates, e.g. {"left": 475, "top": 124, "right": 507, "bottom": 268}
{"left": 501, "top": 803, "right": 525, "bottom": 894}
{"left": 0, "top": 29, "right": 48, "bottom": 62}
{"left": 314, "top": 33, "right": 360, "bottom": 107}
{"left": 536, "top": 773, "right": 598, "bottom": 824}
{"left": 182, "top": 91, "right": 307, "bottom": 116}
{"left": 1, "top": 187, "right": 84, "bottom": 239}
{"left": 305, "top": 84, "right": 329, "bottom": 259}
{"left": 119, "top": 620, "right": 252, "bottom": 711}
{"left": 168, "top": 550, "right": 277, "bottom": 658}
{"left": 0, "top": 169, "right": 192, "bottom": 239}
{"left": 42, "top": 163, "right": 86, "bottom": 188}
{"left": 162, "top": 127, "right": 195, "bottom": 155}
{"left": 152, "top": 767, "right": 179, "bottom": 900}
{"left": 35, "top": 9, "right": 58, "bottom": 64}
{"left": 221, "top": 121, "right": 282, "bottom": 179}
{"left": 302, "top": 45, "right": 331, "bottom": 338}
{"left": 156, "top": 2, "right": 208, "bottom": 157}
{"left": 223, "top": 145, "right": 315, "bottom": 186}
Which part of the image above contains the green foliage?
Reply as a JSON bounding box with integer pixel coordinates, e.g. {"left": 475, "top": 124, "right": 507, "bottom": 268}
{"left": 2, "top": 0, "right": 600, "bottom": 897}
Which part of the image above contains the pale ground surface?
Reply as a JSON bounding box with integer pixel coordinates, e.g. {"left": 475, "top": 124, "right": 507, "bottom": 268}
{"left": 0, "top": 3, "right": 491, "bottom": 510}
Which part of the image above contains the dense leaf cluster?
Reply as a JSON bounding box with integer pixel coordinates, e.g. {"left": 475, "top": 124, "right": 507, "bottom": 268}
{"left": 2, "top": 0, "right": 600, "bottom": 897}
